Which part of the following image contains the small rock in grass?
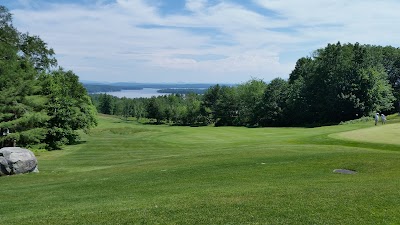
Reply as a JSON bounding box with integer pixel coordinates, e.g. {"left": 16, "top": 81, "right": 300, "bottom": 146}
{"left": 333, "top": 169, "right": 357, "bottom": 174}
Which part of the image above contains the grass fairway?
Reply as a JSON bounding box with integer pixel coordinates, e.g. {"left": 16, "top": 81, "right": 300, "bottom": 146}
{"left": 1, "top": 115, "right": 400, "bottom": 224}
{"left": 332, "top": 123, "right": 400, "bottom": 145}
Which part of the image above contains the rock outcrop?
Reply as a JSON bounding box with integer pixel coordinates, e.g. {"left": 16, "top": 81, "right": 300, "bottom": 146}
{"left": 0, "top": 147, "right": 39, "bottom": 176}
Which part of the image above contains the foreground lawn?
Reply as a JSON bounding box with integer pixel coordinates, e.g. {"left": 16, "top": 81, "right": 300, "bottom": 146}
{"left": 1, "top": 115, "right": 400, "bottom": 224}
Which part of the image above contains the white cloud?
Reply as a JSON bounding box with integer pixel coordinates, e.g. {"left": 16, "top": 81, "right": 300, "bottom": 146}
{"left": 8, "top": 0, "right": 400, "bottom": 83}
{"left": 185, "top": 0, "right": 207, "bottom": 12}
{"left": 253, "top": 0, "right": 400, "bottom": 45}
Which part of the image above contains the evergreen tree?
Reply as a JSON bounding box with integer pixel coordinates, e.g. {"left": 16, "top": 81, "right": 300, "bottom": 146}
{"left": 0, "top": 7, "right": 49, "bottom": 147}
{"left": 202, "top": 84, "right": 221, "bottom": 124}
{"left": 0, "top": 6, "right": 97, "bottom": 149}
{"left": 98, "top": 93, "right": 115, "bottom": 115}
{"left": 40, "top": 69, "right": 97, "bottom": 149}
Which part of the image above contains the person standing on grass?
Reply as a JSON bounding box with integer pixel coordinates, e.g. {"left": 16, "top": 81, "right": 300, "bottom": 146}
{"left": 381, "top": 114, "right": 386, "bottom": 124}
{"left": 374, "top": 113, "right": 379, "bottom": 126}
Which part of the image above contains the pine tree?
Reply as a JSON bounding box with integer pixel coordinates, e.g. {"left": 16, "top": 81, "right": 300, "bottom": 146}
{"left": 0, "top": 5, "right": 97, "bottom": 149}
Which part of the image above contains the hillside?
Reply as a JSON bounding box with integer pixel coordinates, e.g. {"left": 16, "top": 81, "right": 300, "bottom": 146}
{"left": 1, "top": 114, "right": 400, "bottom": 224}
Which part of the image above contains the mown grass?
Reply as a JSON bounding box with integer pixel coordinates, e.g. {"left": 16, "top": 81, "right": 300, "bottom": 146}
{"left": 332, "top": 124, "right": 400, "bottom": 145}
{"left": 1, "top": 114, "right": 400, "bottom": 224}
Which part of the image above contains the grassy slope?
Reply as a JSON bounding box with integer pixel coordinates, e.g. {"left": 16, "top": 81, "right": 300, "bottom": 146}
{"left": 331, "top": 124, "right": 400, "bottom": 145}
{"left": 1, "top": 115, "right": 400, "bottom": 224}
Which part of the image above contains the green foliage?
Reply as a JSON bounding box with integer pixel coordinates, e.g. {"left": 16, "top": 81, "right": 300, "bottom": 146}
{"left": 0, "top": 6, "right": 97, "bottom": 149}
{"left": 91, "top": 93, "right": 207, "bottom": 126}
{"left": 0, "top": 6, "right": 18, "bottom": 60}
{"left": 19, "top": 33, "right": 57, "bottom": 71}
{"left": 201, "top": 84, "right": 222, "bottom": 123}
{"left": 97, "top": 93, "right": 116, "bottom": 115}
{"left": 289, "top": 42, "right": 396, "bottom": 125}
{"left": 258, "top": 78, "right": 289, "bottom": 126}
{"left": 0, "top": 35, "right": 49, "bottom": 146}
{"left": 236, "top": 78, "right": 267, "bottom": 126}
{"left": 40, "top": 69, "right": 97, "bottom": 149}
{"left": 146, "top": 96, "right": 164, "bottom": 123}
{"left": 213, "top": 86, "right": 239, "bottom": 126}
{"left": 339, "top": 116, "right": 373, "bottom": 125}
{"left": 183, "top": 93, "right": 203, "bottom": 125}
{"left": 369, "top": 45, "right": 400, "bottom": 112}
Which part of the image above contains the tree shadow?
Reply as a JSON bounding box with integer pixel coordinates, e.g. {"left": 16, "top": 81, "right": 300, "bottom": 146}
{"left": 69, "top": 140, "right": 87, "bottom": 146}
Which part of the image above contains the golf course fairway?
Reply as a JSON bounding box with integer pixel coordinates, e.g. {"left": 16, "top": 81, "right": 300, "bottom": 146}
{"left": 1, "top": 114, "right": 400, "bottom": 224}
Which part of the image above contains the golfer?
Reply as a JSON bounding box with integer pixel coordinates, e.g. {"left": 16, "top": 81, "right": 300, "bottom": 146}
{"left": 381, "top": 114, "right": 386, "bottom": 124}
{"left": 374, "top": 113, "right": 379, "bottom": 126}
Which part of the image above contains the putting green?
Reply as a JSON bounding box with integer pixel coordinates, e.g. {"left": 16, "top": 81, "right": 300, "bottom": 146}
{"left": 331, "top": 123, "right": 400, "bottom": 145}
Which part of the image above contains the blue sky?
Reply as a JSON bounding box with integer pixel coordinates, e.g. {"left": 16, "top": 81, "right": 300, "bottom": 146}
{"left": 4, "top": 0, "right": 400, "bottom": 83}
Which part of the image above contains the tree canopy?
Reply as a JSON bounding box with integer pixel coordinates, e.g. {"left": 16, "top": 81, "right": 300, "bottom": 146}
{"left": 0, "top": 6, "right": 97, "bottom": 149}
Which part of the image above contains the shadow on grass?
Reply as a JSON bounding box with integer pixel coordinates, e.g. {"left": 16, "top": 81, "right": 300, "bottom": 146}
{"left": 48, "top": 140, "right": 88, "bottom": 151}
{"left": 143, "top": 121, "right": 165, "bottom": 125}
{"left": 69, "top": 140, "right": 87, "bottom": 146}
{"left": 297, "top": 132, "right": 400, "bottom": 152}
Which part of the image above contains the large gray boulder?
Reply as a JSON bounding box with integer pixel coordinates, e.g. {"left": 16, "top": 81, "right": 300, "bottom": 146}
{"left": 0, "top": 147, "right": 39, "bottom": 176}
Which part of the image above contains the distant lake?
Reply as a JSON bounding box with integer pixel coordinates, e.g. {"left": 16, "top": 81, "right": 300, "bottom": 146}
{"left": 103, "top": 88, "right": 167, "bottom": 98}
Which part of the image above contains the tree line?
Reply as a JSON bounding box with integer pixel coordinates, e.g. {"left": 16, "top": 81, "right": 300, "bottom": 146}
{"left": 93, "top": 42, "right": 400, "bottom": 127}
{"left": 0, "top": 6, "right": 97, "bottom": 149}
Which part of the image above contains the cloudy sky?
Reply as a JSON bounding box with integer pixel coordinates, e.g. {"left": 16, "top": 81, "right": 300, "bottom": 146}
{"left": 4, "top": 0, "right": 400, "bottom": 83}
